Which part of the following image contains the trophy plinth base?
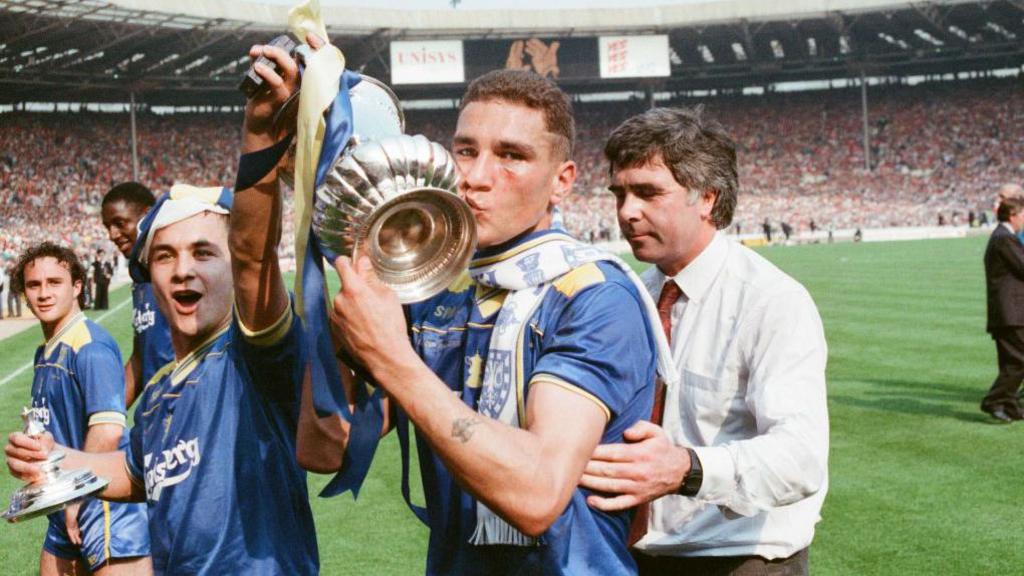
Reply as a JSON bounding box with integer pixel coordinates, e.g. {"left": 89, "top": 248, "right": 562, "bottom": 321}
{"left": 4, "top": 451, "right": 110, "bottom": 524}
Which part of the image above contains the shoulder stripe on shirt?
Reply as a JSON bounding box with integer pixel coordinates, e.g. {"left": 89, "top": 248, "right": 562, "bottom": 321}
{"left": 43, "top": 312, "right": 87, "bottom": 357}
{"left": 552, "top": 262, "right": 606, "bottom": 298}
{"left": 62, "top": 320, "right": 94, "bottom": 353}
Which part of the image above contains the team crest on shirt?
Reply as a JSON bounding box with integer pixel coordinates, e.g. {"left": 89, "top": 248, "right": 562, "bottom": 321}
{"left": 144, "top": 437, "right": 201, "bottom": 502}
{"left": 479, "top": 350, "right": 512, "bottom": 418}
{"left": 133, "top": 302, "right": 156, "bottom": 334}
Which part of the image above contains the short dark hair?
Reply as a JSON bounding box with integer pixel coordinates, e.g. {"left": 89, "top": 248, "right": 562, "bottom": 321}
{"left": 460, "top": 69, "right": 575, "bottom": 161}
{"left": 102, "top": 181, "right": 155, "bottom": 210}
{"left": 604, "top": 106, "right": 738, "bottom": 229}
{"left": 997, "top": 196, "right": 1024, "bottom": 222}
{"left": 12, "top": 242, "right": 86, "bottom": 294}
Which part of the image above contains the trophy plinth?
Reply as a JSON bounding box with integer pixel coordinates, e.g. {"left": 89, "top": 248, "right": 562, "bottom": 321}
{"left": 4, "top": 409, "right": 109, "bottom": 524}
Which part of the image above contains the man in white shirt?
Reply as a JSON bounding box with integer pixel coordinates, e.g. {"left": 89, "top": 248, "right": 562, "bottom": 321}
{"left": 580, "top": 106, "right": 829, "bottom": 575}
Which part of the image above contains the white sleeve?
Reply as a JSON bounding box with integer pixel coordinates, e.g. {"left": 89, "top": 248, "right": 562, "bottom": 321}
{"left": 692, "top": 287, "right": 829, "bottom": 517}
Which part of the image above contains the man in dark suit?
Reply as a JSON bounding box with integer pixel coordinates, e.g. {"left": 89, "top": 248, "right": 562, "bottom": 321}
{"left": 92, "top": 249, "right": 113, "bottom": 310}
{"left": 982, "top": 196, "right": 1024, "bottom": 422}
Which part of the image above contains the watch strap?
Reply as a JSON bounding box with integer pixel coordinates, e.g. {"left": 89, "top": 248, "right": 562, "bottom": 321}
{"left": 678, "top": 447, "right": 703, "bottom": 497}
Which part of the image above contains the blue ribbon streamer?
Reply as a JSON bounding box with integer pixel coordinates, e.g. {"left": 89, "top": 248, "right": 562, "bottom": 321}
{"left": 302, "top": 70, "right": 385, "bottom": 498}
{"left": 396, "top": 408, "right": 429, "bottom": 525}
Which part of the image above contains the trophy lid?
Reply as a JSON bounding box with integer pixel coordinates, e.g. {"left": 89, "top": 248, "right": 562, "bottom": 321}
{"left": 349, "top": 75, "right": 404, "bottom": 145}
{"left": 277, "top": 74, "right": 403, "bottom": 191}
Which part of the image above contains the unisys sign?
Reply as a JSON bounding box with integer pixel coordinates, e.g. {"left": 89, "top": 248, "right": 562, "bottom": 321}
{"left": 390, "top": 40, "right": 465, "bottom": 85}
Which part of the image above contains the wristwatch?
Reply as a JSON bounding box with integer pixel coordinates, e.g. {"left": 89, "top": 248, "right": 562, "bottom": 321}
{"left": 677, "top": 448, "right": 703, "bottom": 497}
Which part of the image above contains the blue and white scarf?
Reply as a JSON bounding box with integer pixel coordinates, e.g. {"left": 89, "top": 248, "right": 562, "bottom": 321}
{"left": 466, "top": 231, "right": 677, "bottom": 546}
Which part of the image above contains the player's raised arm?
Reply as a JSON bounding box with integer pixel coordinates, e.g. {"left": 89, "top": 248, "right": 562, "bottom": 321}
{"left": 230, "top": 40, "right": 301, "bottom": 331}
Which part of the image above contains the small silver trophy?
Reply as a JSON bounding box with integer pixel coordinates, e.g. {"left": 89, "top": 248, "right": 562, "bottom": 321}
{"left": 4, "top": 408, "right": 109, "bottom": 523}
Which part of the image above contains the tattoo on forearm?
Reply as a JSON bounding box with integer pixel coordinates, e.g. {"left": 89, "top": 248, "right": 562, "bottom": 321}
{"left": 451, "top": 417, "right": 482, "bottom": 444}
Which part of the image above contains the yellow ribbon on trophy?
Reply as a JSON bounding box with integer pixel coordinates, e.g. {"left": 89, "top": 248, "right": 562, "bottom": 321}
{"left": 288, "top": 0, "right": 345, "bottom": 317}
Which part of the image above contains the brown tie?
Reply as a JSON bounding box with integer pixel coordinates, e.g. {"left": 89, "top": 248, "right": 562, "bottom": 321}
{"left": 627, "top": 280, "right": 683, "bottom": 547}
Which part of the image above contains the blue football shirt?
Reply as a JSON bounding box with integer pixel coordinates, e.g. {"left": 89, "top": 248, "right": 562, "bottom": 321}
{"left": 132, "top": 281, "right": 174, "bottom": 388}
{"left": 30, "top": 312, "right": 149, "bottom": 556}
{"left": 125, "top": 304, "right": 318, "bottom": 575}
{"left": 404, "top": 230, "right": 657, "bottom": 576}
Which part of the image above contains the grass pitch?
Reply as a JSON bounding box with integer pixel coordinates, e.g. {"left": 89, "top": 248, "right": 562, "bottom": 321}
{"left": 0, "top": 236, "right": 1020, "bottom": 574}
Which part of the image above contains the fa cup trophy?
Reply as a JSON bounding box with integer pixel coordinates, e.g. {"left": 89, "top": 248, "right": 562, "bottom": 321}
{"left": 299, "top": 75, "right": 476, "bottom": 303}
{"left": 4, "top": 408, "right": 109, "bottom": 523}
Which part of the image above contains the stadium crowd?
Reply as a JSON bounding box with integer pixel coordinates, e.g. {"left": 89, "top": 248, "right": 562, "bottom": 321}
{"left": 1, "top": 77, "right": 1021, "bottom": 263}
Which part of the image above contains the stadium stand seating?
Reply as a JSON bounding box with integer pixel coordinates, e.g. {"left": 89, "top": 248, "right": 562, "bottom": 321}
{"left": 1, "top": 77, "right": 1021, "bottom": 263}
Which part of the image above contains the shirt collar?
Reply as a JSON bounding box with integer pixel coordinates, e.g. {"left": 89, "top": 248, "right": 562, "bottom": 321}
{"left": 169, "top": 318, "right": 232, "bottom": 387}
{"left": 1000, "top": 222, "right": 1016, "bottom": 235}
{"left": 43, "top": 311, "right": 85, "bottom": 357}
{"left": 659, "top": 233, "right": 729, "bottom": 303}
{"left": 471, "top": 227, "right": 566, "bottom": 262}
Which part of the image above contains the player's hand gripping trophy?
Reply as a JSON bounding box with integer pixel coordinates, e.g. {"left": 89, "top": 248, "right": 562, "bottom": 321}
{"left": 259, "top": 32, "right": 476, "bottom": 302}
{"left": 3, "top": 408, "right": 108, "bottom": 523}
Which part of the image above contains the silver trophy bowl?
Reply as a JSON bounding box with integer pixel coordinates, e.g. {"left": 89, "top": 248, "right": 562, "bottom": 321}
{"left": 313, "top": 133, "right": 476, "bottom": 303}
{"left": 4, "top": 408, "right": 109, "bottom": 524}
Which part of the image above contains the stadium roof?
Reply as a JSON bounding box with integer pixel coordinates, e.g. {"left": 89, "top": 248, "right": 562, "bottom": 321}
{"left": 0, "top": 0, "right": 1021, "bottom": 106}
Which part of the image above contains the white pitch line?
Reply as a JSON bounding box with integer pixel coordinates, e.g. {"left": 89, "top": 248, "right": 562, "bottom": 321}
{"left": 0, "top": 297, "right": 132, "bottom": 389}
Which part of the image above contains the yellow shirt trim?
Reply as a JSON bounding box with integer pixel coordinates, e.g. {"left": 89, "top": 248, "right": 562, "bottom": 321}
{"left": 145, "top": 361, "right": 177, "bottom": 391}
{"left": 469, "top": 233, "right": 575, "bottom": 267}
{"left": 475, "top": 286, "right": 508, "bottom": 319}
{"left": 235, "top": 302, "right": 293, "bottom": 348}
{"left": 146, "top": 321, "right": 231, "bottom": 393}
{"left": 44, "top": 312, "right": 87, "bottom": 357}
{"left": 530, "top": 374, "right": 611, "bottom": 423}
{"left": 552, "top": 262, "right": 606, "bottom": 298}
{"left": 88, "top": 411, "right": 127, "bottom": 428}
{"left": 103, "top": 501, "right": 112, "bottom": 562}
{"left": 447, "top": 271, "right": 475, "bottom": 294}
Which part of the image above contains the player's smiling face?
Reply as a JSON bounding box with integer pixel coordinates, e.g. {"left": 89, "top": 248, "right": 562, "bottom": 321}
{"left": 148, "top": 212, "right": 233, "bottom": 358}
{"left": 22, "top": 256, "right": 81, "bottom": 331}
{"left": 102, "top": 200, "right": 148, "bottom": 258}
